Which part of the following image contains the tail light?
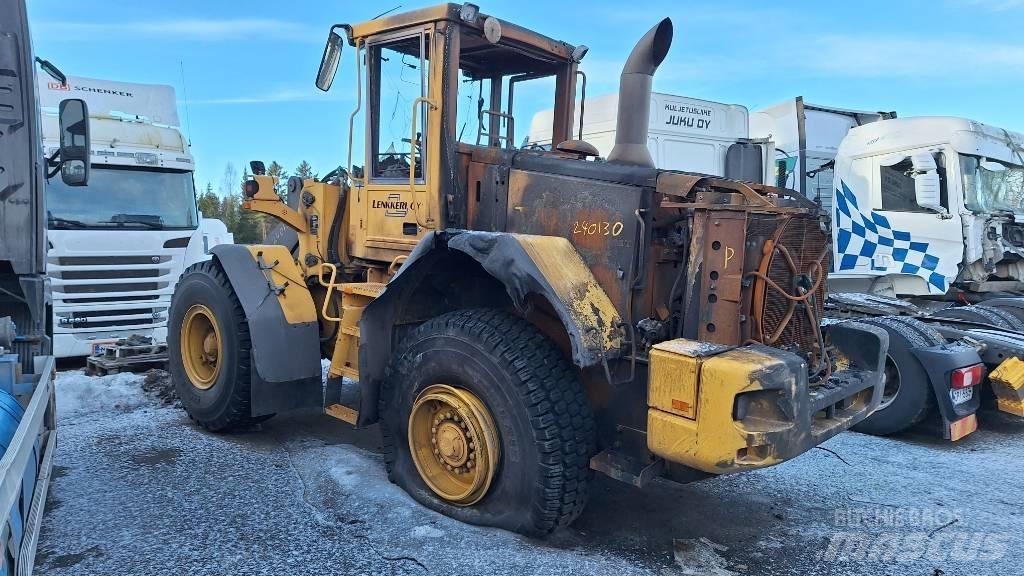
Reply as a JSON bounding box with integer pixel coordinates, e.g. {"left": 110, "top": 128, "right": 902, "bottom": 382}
{"left": 951, "top": 364, "right": 984, "bottom": 389}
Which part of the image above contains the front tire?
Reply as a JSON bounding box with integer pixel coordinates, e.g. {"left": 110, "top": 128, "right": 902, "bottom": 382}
{"left": 169, "top": 260, "right": 271, "bottom": 431}
{"left": 380, "top": 309, "right": 595, "bottom": 536}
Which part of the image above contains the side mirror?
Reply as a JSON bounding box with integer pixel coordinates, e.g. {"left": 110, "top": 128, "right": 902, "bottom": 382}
{"left": 58, "top": 99, "right": 89, "bottom": 187}
{"left": 315, "top": 30, "right": 344, "bottom": 92}
{"left": 910, "top": 153, "right": 944, "bottom": 214}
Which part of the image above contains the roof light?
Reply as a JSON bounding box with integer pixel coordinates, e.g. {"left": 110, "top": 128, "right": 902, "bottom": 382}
{"left": 571, "top": 45, "right": 589, "bottom": 63}
{"left": 459, "top": 3, "right": 479, "bottom": 23}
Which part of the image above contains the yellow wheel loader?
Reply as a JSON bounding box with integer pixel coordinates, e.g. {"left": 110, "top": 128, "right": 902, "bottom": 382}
{"left": 168, "top": 3, "right": 889, "bottom": 536}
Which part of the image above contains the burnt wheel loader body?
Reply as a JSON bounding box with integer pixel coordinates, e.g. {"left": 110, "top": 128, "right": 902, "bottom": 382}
{"left": 169, "top": 3, "right": 887, "bottom": 534}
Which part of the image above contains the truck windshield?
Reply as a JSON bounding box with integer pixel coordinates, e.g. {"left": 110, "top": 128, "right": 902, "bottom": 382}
{"left": 46, "top": 166, "right": 198, "bottom": 230}
{"left": 961, "top": 154, "right": 1024, "bottom": 214}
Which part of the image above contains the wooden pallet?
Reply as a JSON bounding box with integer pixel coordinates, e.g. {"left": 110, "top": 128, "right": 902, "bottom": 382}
{"left": 85, "top": 339, "right": 168, "bottom": 376}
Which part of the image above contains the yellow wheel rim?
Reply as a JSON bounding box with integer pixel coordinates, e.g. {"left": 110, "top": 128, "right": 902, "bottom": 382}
{"left": 408, "top": 385, "right": 500, "bottom": 506}
{"left": 180, "top": 304, "right": 222, "bottom": 390}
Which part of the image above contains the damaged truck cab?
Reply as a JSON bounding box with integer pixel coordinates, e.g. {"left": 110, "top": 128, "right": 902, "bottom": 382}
{"left": 168, "top": 3, "right": 887, "bottom": 535}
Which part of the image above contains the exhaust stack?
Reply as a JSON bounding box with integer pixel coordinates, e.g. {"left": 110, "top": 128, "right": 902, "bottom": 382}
{"left": 607, "top": 18, "right": 673, "bottom": 168}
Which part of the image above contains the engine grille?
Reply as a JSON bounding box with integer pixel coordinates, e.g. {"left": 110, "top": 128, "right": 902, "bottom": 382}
{"left": 757, "top": 215, "right": 830, "bottom": 369}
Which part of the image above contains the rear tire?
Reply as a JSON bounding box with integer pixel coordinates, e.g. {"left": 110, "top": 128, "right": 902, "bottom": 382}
{"left": 978, "top": 298, "right": 1024, "bottom": 326}
{"left": 380, "top": 309, "right": 595, "bottom": 536}
{"left": 168, "top": 260, "right": 272, "bottom": 431}
{"left": 930, "top": 304, "right": 1024, "bottom": 330}
{"left": 852, "top": 317, "right": 944, "bottom": 436}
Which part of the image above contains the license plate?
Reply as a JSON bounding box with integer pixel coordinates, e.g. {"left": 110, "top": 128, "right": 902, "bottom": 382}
{"left": 91, "top": 340, "right": 117, "bottom": 356}
{"left": 950, "top": 387, "right": 974, "bottom": 405}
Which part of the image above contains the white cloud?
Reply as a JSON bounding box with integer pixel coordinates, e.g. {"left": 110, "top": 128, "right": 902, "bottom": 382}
{"left": 36, "top": 19, "right": 320, "bottom": 43}
{"left": 184, "top": 87, "right": 350, "bottom": 105}
{"left": 585, "top": 34, "right": 1024, "bottom": 86}
{"left": 951, "top": 0, "right": 1024, "bottom": 11}
{"left": 801, "top": 35, "right": 1024, "bottom": 78}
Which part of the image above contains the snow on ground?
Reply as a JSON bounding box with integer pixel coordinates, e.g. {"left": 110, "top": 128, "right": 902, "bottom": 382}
{"left": 35, "top": 369, "right": 1024, "bottom": 576}
{"left": 54, "top": 370, "right": 152, "bottom": 420}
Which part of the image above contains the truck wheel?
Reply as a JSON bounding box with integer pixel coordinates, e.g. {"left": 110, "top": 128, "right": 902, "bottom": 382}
{"left": 380, "top": 309, "right": 595, "bottom": 536}
{"left": 168, "top": 260, "right": 272, "bottom": 431}
{"left": 852, "top": 317, "right": 944, "bottom": 436}
{"left": 930, "top": 304, "right": 1024, "bottom": 330}
{"left": 978, "top": 298, "right": 1024, "bottom": 326}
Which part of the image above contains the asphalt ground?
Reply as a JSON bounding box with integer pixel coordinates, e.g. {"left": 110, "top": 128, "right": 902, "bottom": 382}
{"left": 34, "top": 369, "right": 1024, "bottom": 575}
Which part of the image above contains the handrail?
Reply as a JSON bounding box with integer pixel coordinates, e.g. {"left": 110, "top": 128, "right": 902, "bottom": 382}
{"left": 317, "top": 262, "right": 344, "bottom": 323}
{"left": 409, "top": 96, "right": 438, "bottom": 228}
{"left": 0, "top": 355, "right": 54, "bottom": 564}
{"left": 476, "top": 109, "right": 516, "bottom": 149}
{"left": 17, "top": 426, "right": 55, "bottom": 576}
{"left": 347, "top": 39, "right": 364, "bottom": 188}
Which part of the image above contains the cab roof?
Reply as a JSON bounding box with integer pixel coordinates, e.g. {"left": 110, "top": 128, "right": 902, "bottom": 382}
{"left": 347, "top": 3, "right": 577, "bottom": 74}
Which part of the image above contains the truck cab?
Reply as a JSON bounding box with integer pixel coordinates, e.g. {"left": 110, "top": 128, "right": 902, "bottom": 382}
{"left": 829, "top": 117, "right": 1024, "bottom": 298}
{"left": 527, "top": 92, "right": 775, "bottom": 185}
{"left": 38, "top": 77, "right": 232, "bottom": 357}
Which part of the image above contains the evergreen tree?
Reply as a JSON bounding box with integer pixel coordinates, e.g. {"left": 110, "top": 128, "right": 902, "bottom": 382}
{"left": 233, "top": 165, "right": 263, "bottom": 243}
{"left": 219, "top": 194, "right": 240, "bottom": 233}
{"left": 266, "top": 161, "right": 287, "bottom": 200}
{"left": 197, "top": 182, "right": 220, "bottom": 220}
{"left": 235, "top": 204, "right": 263, "bottom": 244}
{"left": 295, "top": 160, "right": 317, "bottom": 181}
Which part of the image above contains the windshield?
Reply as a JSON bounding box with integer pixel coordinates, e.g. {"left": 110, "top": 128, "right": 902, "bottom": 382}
{"left": 961, "top": 154, "right": 1024, "bottom": 214}
{"left": 46, "top": 166, "right": 198, "bottom": 230}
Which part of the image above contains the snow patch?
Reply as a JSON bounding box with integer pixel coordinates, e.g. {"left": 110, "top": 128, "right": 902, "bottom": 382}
{"left": 55, "top": 370, "right": 152, "bottom": 420}
{"left": 673, "top": 538, "right": 737, "bottom": 576}
{"left": 410, "top": 524, "right": 445, "bottom": 538}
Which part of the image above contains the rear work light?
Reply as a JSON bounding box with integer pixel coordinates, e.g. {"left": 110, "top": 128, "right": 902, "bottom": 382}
{"left": 951, "top": 364, "right": 984, "bottom": 389}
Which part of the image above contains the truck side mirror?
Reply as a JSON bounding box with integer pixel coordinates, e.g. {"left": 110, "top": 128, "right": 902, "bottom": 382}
{"left": 315, "top": 30, "right": 344, "bottom": 92}
{"left": 58, "top": 98, "right": 89, "bottom": 187}
{"left": 910, "top": 153, "right": 945, "bottom": 215}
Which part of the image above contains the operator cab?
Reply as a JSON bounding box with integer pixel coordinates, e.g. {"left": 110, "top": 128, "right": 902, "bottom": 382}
{"left": 316, "top": 3, "right": 584, "bottom": 263}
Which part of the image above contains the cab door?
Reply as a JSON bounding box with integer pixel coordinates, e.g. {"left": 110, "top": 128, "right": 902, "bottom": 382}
{"left": 868, "top": 148, "right": 963, "bottom": 294}
{"left": 351, "top": 26, "right": 443, "bottom": 265}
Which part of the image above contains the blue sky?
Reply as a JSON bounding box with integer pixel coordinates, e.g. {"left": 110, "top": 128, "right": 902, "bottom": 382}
{"left": 27, "top": 0, "right": 1024, "bottom": 194}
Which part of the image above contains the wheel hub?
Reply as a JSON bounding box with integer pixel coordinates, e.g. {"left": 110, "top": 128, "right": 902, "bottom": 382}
{"left": 408, "top": 385, "right": 499, "bottom": 506}
{"left": 181, "top": 304, "right": 222, "bottom": 390}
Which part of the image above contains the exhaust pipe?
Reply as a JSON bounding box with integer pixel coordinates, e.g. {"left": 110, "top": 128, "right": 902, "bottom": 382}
{"left": 607, "top": 18, "right": 673, "bottom": 168}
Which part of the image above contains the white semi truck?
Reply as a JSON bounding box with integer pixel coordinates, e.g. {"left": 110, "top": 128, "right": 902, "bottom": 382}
{"left": 38, "top": 77, "right": 232, "bottom": 358}
{"left": 527, "top": 91, "right": 775, "bottom": 184}
{"left": 751, "top": 97, "right": 1024, "bottom": 300}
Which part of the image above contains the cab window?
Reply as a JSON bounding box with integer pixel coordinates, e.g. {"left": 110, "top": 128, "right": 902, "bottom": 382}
{"left": 879, "top": 152, "right": 948, "bottom": 212}
{"left": 368, "top": 32, "right": 430, "bottom": 181}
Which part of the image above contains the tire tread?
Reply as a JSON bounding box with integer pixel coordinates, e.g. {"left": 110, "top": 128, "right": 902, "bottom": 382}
{"left": 380, "top": 308, "right": 595, "bottom": 535}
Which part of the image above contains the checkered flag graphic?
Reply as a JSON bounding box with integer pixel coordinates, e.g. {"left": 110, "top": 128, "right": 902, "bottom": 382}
{"left": 833, "top": 182, "right": 946, "bottom": 292}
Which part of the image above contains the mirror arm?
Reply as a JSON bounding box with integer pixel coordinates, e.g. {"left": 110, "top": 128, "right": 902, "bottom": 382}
{"left": 45, "top": 148, "right": 61, "bottom": 169}
{"left": 331, "top": 24, "right": 354, "bottom": 46}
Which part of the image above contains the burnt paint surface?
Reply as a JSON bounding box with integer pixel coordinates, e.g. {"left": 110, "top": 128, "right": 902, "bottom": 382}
{"left": 505, "top": 168, "right": 644, "bottom": 315}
